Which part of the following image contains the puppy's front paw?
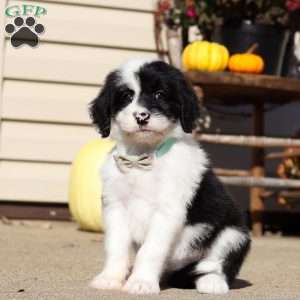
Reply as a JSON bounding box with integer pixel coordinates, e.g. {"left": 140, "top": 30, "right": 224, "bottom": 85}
{"left": 123, "top": 277, "right": 160, "bottom": 295}
{"left": 196, "top": 273, "right": 229, "bottom": 294}
{"left": 89, "top": 273, "right": 123, "bottom": 290}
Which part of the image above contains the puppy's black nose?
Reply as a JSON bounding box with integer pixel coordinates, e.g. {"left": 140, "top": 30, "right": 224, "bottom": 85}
{"left": 134, "top": 112, "right": 150, "bottom": 126}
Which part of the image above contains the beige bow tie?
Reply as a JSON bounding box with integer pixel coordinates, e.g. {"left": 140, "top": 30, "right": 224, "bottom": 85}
{"left": 114, "top": 153, "right": 154, "bottom": 173}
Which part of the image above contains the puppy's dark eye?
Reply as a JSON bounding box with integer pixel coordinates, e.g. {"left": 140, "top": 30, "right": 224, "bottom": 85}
{"left": 121, "top": 90, "right": 134, "bottom": 102}
{"left": 154, "top": 90, "right": 165, "bottom": 101}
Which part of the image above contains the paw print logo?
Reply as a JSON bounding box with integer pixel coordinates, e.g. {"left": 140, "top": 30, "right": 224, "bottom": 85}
{"left": 5, "top": 16, "right": 45, "bottom": 47}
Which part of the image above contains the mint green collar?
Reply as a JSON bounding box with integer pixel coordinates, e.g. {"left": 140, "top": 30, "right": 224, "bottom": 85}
{"left": 155, "top": 137, "right": 177, "bottom": 158}
{"left": 112, "top": 137, "right": 177, "bottom": 158}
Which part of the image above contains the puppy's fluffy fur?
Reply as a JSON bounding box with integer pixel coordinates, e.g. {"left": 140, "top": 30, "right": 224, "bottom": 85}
{"left": 89, "top": 59, "right": 250, "bottom": 295}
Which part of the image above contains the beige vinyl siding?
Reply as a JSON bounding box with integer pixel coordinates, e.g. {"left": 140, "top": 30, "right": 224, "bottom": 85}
{"left": 0, "top": 121, "right": 98, "bottom": 162}
{"left": 36, "top": 0, "right": 155, "bottom": 11}
{"left": 2, "top": 81, "right": 98, "bottom": 124}
{"left": 4, "top": 41, "right": 158, "bottom": 85}
{"left": 0, "top": 1, "right": 7, "bottom": 118}
{"left": 0, "top": 0, "right": 160, "bottom": 203}
{"left": 37, "top": 3, "right": 157, "bottom": 50}
{"left": 8, "top": 0, "right": 161, "bottom": 50}
{"left": 0, "top": 161, "right": 69, "bottom": 202}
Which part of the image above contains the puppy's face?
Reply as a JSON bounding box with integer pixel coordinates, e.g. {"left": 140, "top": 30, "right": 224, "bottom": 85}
{"left": 90, "top": 59, "right": 199, "bottom": 145}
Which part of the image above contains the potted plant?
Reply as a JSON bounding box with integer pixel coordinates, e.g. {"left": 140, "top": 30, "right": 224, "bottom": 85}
{"left": 212, "top": 0, "right": 291, "bottom": 75}
{"left": 156, "top": 0, "right": 293, "bottom": 75}
{"left": 156, "top": 0, "right": 217, "bottom": 45}
{"left": 282, "top": 0, "right": 300, "bottom": 78}
{"left": 155, "top": 0, "right": 217, "bottom": 67}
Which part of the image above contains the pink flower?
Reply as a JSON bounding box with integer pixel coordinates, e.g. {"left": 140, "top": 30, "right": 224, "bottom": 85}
{"left": 287, "top": 0, "right": 300, "bottom": 11}
{"left": 186, "top": 7, "right": 197, "bottom": 18}
{"left": 158, "top": 0, "right": 171, "bottom": 13}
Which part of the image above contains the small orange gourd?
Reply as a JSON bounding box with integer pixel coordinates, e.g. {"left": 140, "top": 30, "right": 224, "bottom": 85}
{"left": 228, "top": 44, "right": 264, "bottom": 74}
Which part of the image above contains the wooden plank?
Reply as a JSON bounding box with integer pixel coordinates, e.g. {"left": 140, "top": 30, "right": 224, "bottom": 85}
{"left": 214, "top": 168, "right": 249, "bottom": 177}
{"left": 0, "top": 202, "right": 71, "bottom": 220}
{"left": 0, "top": 161, "right": 70, "bottom": 203}
{"left": 196, "top": 133, "right": 300, "bottom": 148}
{"left": 262, "top": 190, "right": 300, "bottom": 199}
{"left": 279, "top": 191, "right": 300, "bottom": 198}
{"left": 220, "top": 176, "right": 300, "bottom": 188}
{"left": 34, "top": 0, "right": 155, "bottom": 11}
{"left": 7, "top": 0, "right": 160, "bottom": 50}
{"left": 0, "top": 121, "right": 98, "bottom": 162}
{"left": 2, "top": 80, "right": 99, "bottom": 124}
{"left": 250, "top": 103, "right": 265, "bottom": 237}
{"left": 3, "top": 41, "right": 158, "bottom": 85}
{"left": 266, "top": 149, "right": 300, "bottom": 160}
{"left": 187, "top": 71, "right": 300, "bottom": 103}
{"left": 187, "top": 71, "right": 300, "bottom": 93}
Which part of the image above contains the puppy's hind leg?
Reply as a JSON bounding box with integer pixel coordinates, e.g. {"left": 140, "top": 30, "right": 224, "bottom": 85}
{"left": 195, "top": 227, "right": 250, "bottom": 294}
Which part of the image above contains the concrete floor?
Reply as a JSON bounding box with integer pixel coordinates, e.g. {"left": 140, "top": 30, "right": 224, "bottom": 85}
{"left": 1, "top": 221, "right": 300, "bottom": 300}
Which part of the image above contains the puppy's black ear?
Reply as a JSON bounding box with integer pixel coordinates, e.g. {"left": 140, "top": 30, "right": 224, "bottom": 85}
{"left": 177, "top": 75, "right": 200, "bottom": 133}
{"left": 89, "top": 72, "right": 118, "bottom": 138}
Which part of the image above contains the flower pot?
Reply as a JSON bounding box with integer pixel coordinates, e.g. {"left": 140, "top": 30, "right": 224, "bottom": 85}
{"left": 282, "top": 32, "right": 300, "bottom": 78}
{"left": 166, "top": 27, "right": 182, "bottom": 69}
{"left": 212, "top": 23, "right": 290, "bottom": 75}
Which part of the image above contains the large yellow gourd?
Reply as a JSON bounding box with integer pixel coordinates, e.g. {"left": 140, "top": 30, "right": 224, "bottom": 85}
{"left": 69, "top": 138, "right": 115, "bottom": 232}
{"left": 182, "top": 40, "right": 229, "bottom": 72}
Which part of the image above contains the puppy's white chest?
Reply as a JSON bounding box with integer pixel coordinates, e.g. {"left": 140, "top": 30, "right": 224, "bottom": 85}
{"left": 102, "top": 141, "right": 208, "bottom": 246}
{"left": 129, "top": 175, "right": 159, "bottom": 243}
{"left": 104, "top": 161, "right": 161, "bottom": 244}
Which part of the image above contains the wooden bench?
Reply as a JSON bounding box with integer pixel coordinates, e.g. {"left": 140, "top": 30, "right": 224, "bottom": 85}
{"left": 186, "top": 71, "right": 300, "bottom": 236}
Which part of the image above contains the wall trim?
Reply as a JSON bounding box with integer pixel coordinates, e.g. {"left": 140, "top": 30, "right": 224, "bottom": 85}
{"left": 0, "top": 202, "right": 71, "bottom": 220}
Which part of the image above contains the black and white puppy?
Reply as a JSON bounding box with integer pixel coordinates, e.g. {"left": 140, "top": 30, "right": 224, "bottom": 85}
{"left": 89, "top": 59, "right": 250, "bottom": 295}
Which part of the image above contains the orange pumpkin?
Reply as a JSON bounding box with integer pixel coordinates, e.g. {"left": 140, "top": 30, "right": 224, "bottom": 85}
{"left": 228, "top": 53, "right": 264, "bottom": 74}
